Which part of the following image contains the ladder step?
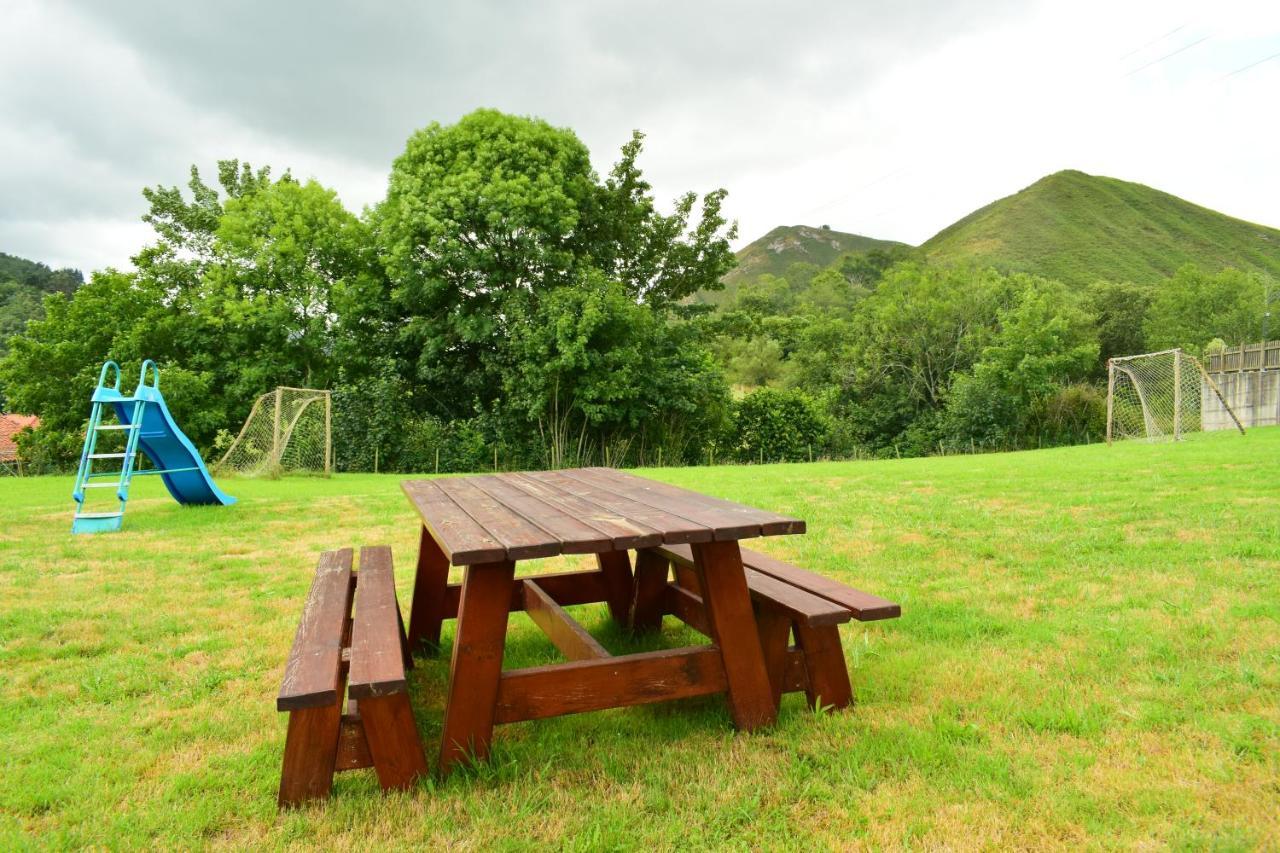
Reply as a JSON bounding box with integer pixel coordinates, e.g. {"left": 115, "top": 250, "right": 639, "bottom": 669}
{"left": 75, "top": 512, "right": 123, "bottom": 519}
{"left": 89, "top": 453, "right": 131, "bottom": 459}
{"left": 83, "top": 483, "right": 121, "bottom": 489}
{"left": 95, "top": 424, "right": 138, "bottom": 431}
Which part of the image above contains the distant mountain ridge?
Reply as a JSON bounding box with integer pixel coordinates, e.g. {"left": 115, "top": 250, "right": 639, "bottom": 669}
{"left": 725, "top": 225, "right": 907, "bottom": 286}
{"left": 725, "top": 171, "right": 1280, "bottom": 293}
{"left": 921, "top": 170, "right": 1280, "bottom": 286}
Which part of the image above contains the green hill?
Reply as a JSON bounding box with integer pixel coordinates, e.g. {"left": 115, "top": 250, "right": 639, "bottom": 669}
{"left": 1, "top": 252, "right": 83, "bottom": 383}
{"left": 725, "top": 225, "right": 906, "bottom": 286}
{"left": 921, "top": 170, "right": 1280, "bottom": 286}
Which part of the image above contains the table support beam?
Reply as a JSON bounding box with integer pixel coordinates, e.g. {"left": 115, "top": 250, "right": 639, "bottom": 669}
{"left": 692, "top": 540, "right": 778, "bottom": 731}
{"left": 407, "top": 525, "right": 450, "bottom": 655}
{"left": 439, "top": 560, "right": 516, "bottom": 775}
{"left": 523, "top": 580, "right": 610, "bottom": 661}
{"left": 595, "top": 550, "right": 634, "bottom": 625}
{"left": 494, "top": 646, "right": 726, "bottom": 723}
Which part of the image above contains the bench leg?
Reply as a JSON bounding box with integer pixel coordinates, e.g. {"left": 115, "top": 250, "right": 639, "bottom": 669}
{"left": 794, "top": 623, "right": 853, "bottom": 710}
{"left": 439, "top": 560, "right": 516, "bottom": 775}
{"left": 595, "top": 551, "right": 633, "bottom": 626}
{"left": 408, "top": 525, "right": 450, "bottom": 655}
{"left": 755, "top": 604, "right": 792, "bottom": 709}
{"left": 278, "top": 701, "right": 343, "bottom": 808}
{"left": 630, "top": 549, "right": 670, "bottom": 633}
{"left": 361, "top": 693, "right": 428, "bottom": 790}
{"left": 693, "top": 540, "right": 777, "bottom": 731}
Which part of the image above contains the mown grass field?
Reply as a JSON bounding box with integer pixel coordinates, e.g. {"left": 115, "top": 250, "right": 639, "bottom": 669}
{"left": 2, "top": 428, "right": 1278, "bottom": 849}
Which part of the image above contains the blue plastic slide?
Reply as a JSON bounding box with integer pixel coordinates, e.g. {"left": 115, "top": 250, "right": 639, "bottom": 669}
{"left": 71, "top": 360, "right": 235, "bottom": 533}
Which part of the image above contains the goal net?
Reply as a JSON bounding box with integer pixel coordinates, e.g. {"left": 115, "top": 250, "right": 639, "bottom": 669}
{"left": 1106, "top": 349, "right": 1242, "bottom": 443}
{"left": 213, "top": 387, "right": 332, "bottom": 477}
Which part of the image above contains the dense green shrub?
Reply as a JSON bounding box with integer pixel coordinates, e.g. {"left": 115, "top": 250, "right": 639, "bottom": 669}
{"left": 730, "top": 388, "right": 827, "bottom": 463}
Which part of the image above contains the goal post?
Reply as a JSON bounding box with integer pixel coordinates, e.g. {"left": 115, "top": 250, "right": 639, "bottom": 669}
{"left": 1106, "top": 348, "right": 1244, "bottom": 444}
{"left": 214, "top": 387, "right": 333, "bottom": 477}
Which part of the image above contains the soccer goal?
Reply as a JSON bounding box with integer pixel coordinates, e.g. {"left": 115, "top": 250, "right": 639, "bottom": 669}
{"left": 214, "top": 387, "right": 332, "bottom": 477}
{"left": 1106, "top": 349, "right": 1244, "bottom": 443}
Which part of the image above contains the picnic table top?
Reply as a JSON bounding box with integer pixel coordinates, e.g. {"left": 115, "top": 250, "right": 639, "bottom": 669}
{"left": 402, "top": 467, "right": 806, "bottom": 566}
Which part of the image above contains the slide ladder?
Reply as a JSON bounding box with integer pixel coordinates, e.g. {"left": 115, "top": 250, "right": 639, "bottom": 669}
{"left": 72, "top": 360, "right": 235, "bottom": 534}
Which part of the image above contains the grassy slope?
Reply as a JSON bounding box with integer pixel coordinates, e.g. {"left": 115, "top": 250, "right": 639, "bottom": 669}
{"left": 1, "top": 430, "right": 1278, "bottom": 848}
{"left": 922, "top": 170, "right": 1280, "bottom": 286}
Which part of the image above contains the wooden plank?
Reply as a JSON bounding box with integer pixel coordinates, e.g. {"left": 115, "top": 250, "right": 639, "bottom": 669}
{"left": 756, "top": 604, "right": 793, "bottom": 708}
{"left": 494, "top": 646, "right": 727, "bottom": 723}
{"left": 402, "top": 480, "right": 507, "bottom": 565}
{"left": 441, "top": 570, "right": 610, "bottom": 619}
{"left": 570, "top": 467, "right": 805, "bottom": 539}
{"left": 521, "top": 469, "right": 713, "bottom": 545}
{"left": 657, "top": 544, "right": 852, "bottom": 627}
{"left": 469, "top": 474, "right": 613, "bottom": 554}
{"left": 662, "top": 583, "right": 711, "bottom": 636}
{"left": 408, "top": 524, "right": 451, "bottom": 654}
{"left": 661, "top": 543, "right": 898, "bottom": 622}
{"left": 349, "top": 546, "right": 409, "bottom": 700}
{"left": 736, "top": 547, "right": 901, "bottom": 622}
{"left": 335, "top": 707, "right": 373, "bottom": 771}
{"left": 523, "top": 580, "right": 610, "bottom": 661}
{"left": 278, "top": 703, "right": 343, "bottom": 807}
{"left": 795, "top": 623, "right": 853, "bottom": 710}
{"left": 278, "top": 548, "right": 353, "bottom": 711}
{"left": 361, "top": 693, "right": 429, "bottom": 790}
{"left": 505, "top": 473, "right": 663, "bottom": 550}
{"left": 439, "top": 561, "right": 516, "bottom": 774}
{"left": 434, "top": 476, "right": 563, "bottom": 560}
{"left": 596, "top": 550, "right": 633, "bottom": 624}
{"left": 693, "top": 540, "right": 777, "bottom": 730}
{"left": 630, "top": 549, "right": 671, "bottom": 632}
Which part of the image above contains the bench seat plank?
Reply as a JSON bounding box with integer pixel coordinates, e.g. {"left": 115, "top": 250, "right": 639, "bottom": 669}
{"left": 656, "top": 543, "right": 898, "bottom": 623}
{"left": 348, "top": 546, "right": 409, "bottom": 700}
{"left": 278, "top": 548, "right": 354, "bottom": 711}
{"left": 736, "top": 548, "right": 901, "bottom": 622}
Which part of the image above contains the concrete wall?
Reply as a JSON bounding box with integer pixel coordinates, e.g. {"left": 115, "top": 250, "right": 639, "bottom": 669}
{"left": 1203, "top": 370, "right": 1280, "bottom": 430}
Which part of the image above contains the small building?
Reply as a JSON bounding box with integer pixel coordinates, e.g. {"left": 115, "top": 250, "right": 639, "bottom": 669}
{"left": 0, "top": 413, "right": 40, "bottom": 469}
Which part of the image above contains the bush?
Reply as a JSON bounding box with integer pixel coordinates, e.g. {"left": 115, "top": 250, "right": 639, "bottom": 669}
{"left": 730, "top": 388, "right": 827, "bottom": 463}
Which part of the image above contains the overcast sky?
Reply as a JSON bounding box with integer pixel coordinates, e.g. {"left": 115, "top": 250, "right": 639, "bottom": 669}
{"left": 3, "top": 0, "right": 1279, "bottom": 274}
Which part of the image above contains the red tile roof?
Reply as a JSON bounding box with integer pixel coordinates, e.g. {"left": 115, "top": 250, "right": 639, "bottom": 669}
{"left": 0, "top": 414, "right": 39, "bottom": 461}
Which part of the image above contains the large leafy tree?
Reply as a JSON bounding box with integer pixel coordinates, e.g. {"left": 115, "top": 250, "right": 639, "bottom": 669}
{"left": 0, "top": 160, "right": 382, "bottom": 461}
{"left": 1144, "top": 265, "right": 1267, "bottom": 353}
{"left": 505, "top": 272, "right": 729, "bottom": 466}
{"left": 377, "top": 109, "right": 736, "bottom": 418}
{"left": 833, "top": 264, "right": 1016, "bottom": 452}
{"left": 945, "top": 280, "right": 1099, "bottom": 446}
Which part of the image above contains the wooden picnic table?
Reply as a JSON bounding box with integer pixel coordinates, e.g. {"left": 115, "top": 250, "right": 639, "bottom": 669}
{"left": 401, "top": 467, "right": 807, "bottom": 773}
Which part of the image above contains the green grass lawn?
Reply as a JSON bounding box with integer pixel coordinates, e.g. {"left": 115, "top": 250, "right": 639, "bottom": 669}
{"left": 2, "top": 429, "right": 1278, "bottom": 849}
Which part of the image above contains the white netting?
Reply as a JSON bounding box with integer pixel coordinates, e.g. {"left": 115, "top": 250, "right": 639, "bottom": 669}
{"left": 214, "top": 387, "right": 331, "bottom": 477}
{"left": 1108, "top": 349, "right": 1231, "bottom": 442}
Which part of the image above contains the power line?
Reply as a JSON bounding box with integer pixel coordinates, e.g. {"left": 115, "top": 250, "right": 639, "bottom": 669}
{"left": 1118, "top": 24, "right": 1186, "bottom": 61}
{"left": 1124, "top": 34, "right": 1211, "bottom": 77}
{"left": 1220, "top": 49, "right": 1280, "bottom": 80}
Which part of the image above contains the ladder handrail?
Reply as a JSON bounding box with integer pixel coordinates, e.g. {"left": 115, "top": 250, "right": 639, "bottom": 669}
{"left": 138, "top": 359, "right": 161, "bottom": 392}
{"left": 96, "top": 361, "right": 122, "bottom": 392}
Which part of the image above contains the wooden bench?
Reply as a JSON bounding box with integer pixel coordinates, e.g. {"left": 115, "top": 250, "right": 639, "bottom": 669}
{"left": 652, "top": 543, "right": 899, "bottom": 711}
{"left": 276, "top": 546, "right": 427, "bottom": 808}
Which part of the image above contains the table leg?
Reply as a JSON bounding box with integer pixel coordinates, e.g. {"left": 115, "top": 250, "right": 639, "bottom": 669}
{"left": 407, "top": 525, "right": 450, "bottom": 655}
{"left": 692, "top": 540, "right": 778, "bottom": 730}
{"left": 630, "top": 548, "right": 670, "bottom": 633}
{"left": 438, "top": 560, "right": 516, "bottom": 774}
{"left": 794, "top": 622, "right": 853, "bottom": 710}
{"left": 755, "top": 603, "right": 793, "bottom": 709}
{"left": 595, "top": 550, "right": 633, "bottom": 625}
